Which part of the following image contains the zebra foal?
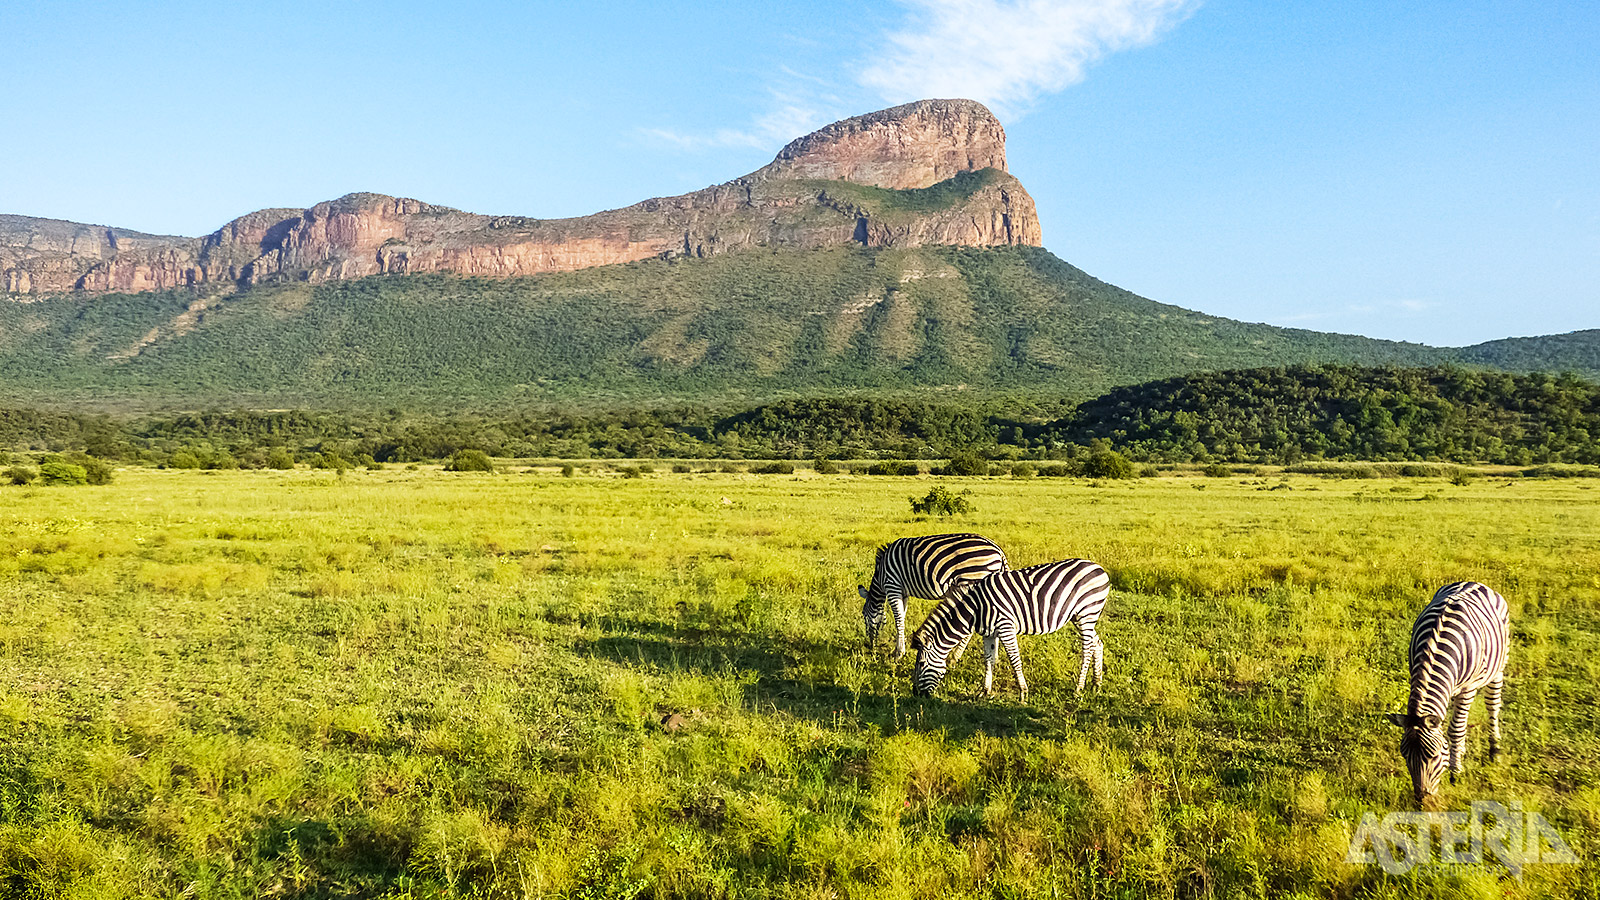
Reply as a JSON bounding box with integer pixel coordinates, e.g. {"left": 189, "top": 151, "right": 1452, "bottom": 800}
{"left": 1385, "top": 581, "right": 1510, "bottom": 807}
{"left": 858, "top": 533, "right": 1008, "bottom": 658}
{"left": 910, "top": 559, "right": 1110, "bottom": 701}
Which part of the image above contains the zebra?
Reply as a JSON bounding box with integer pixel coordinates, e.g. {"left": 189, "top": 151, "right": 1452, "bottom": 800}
{"left": 1385, "top": 581, "right": 1511, "bottom": 807}
{"left": 858, "top": 533, "right": 1008, "bottom": 658}
{"left": 910, "top": 558, "right": 1110, "bottom": 701}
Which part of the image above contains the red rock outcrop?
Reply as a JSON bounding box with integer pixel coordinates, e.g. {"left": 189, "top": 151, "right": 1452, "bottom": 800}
{"left": 2, "top": 99, "right": 1042, "bottom": 297}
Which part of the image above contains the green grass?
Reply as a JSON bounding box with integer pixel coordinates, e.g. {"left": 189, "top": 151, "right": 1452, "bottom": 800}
{"left": 0, "top": 467, "right": 1596, "bottom": 897}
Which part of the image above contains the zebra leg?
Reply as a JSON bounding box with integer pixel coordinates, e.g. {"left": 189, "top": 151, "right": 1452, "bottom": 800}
{"left": 1001, "top": 630, "right": 1027, "bottom": 703}
{"left": 1448, "top": 689, "right": 1477, "bottom": 783}
{"left": 982, "top": 635, "right": 998, "bottom": 696}
{"left": 1486, "top": 676, "right": 1504, "bottom": 762}
{"left": 1075, "top": 623, "right": 1100, "bottom": 694}
{"left": 890, "top": 592, "right": 907, "bottom": 659}
{"left": 1093, "top": 631, "right": 1105, "bottom": 689}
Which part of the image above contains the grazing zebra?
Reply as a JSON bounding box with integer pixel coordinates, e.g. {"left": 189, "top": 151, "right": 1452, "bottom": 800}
{"left": 910, "top": 559, "right": 1110, "bottom": 701}
{"left": 1385, "top": 581, "right": 1511, "bottom": 806}
{"left": 858, "top": 533, "right": 1008, "bottom": 658}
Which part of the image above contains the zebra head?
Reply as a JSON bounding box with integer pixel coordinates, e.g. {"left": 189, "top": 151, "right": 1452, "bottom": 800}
{"left": 909, "top": 627, "right": 957, "bottom": 697}
{"left": 859, "top": 584, "right": 886, "bottom": 647}
{"left": 1386, "top": 712, "right": 1447, "bottom": 806}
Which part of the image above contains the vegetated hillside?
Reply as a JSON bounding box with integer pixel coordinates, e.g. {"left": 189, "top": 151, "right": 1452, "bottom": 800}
{"left": 0, "top": 245, "right": 1459, "bottom": 409}
{"left": 1457, "top": 329, "right": 1600, "bottom": 378}
{"left": 1052, "top": 364, "right": 1600, "bottom": 464}
{"left": 4, "top": 364, "right": 1597, "bottom": 467}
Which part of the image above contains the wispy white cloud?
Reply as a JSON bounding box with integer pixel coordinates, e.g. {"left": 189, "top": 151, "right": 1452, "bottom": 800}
{"left": 859, "top": 0, "right": 1198, "bottom": 116}
{"left": 643, "top": 0, "right": 1196, "bottom": 155}
{"left": 639, "top": 92, "right": 830, "bottom": 153}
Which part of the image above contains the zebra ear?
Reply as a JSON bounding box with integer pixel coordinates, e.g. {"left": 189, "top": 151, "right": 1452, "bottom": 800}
{"left": 857, "top": 585, "right": 869, "bottom": 600}
{"left": 1384, "top": 713, "right": 1408, "bottom": 728}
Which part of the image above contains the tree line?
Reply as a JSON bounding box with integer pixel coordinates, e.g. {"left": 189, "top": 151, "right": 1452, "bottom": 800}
{"left": 2, "top": 365, "right": 1596, "bottom": 467}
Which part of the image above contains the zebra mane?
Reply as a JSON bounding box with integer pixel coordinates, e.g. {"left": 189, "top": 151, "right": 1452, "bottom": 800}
{"left": 1413, "top": 589, "right": 1464, "bottom": 712}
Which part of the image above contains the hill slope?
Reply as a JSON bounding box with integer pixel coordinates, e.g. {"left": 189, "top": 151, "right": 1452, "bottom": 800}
{"left": 0, "top": 245, "right": 1469, "bottom": 408}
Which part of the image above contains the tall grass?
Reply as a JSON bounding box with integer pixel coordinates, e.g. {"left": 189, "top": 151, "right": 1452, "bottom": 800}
{"left": 0, "top": 467, "right": 1594, "bottom": 897}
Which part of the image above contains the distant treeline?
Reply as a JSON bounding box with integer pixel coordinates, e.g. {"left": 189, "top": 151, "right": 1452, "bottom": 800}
{"left": 3, "top": 365, "right": 1597, "bottom": 466}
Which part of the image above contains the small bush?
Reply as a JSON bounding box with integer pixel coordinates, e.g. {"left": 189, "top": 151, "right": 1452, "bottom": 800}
{"left": 671, "top": 463, "right": 692, "bottom": 473}
{"left": 934, "top": 452, "right": 989, "bottom": 476}
{"left": 617, "top": 466, "right": 643, "bottom": 479}
{"left": 910, "top": 486, "right": 975, "bottom": 516}
{"left": 4, "top": 466, "right": 37, "bottom": 485}
{"left": 445, "top": 450, "right": 495, "bottom": 473}
{"left": 168, "top": 450, "right": 202, "bottom": 469}
{"left": 39, "top": 462, "right": 88, "bottom": 485}
{"left": 1010, "top": 462, "right": 1035, "bottom": 478}
{"left": 1082, "top": 450, "right": 1135, "bottom": 480}
{"left": 867, "top": 460, "right": 920, "bottom": 476}
{"left": 1449, "top": 469, "right": 1475, "bottom": 486}
{"left": 1138, "top": 465, "right": 1160, "bottom": 478}
{"left": 265, "top": 448, "right": 296, "bottom": 470}
{"left": 1202, "top": 463, "right": 1232, "bottom": 478}
{"left": 750, "top": 461, "right": 794, "bottom": 475}
{"left": 312, "top": 452, "right": 352, "bottom": 471}
{"left": 813, "top": 456, "right": 839, "bottom": 475}
{"left": 1037, "top": 464, "right": 1074, "bottom": 478}
{"left": 561, "top": 464, "right": 576, "bottom": 477}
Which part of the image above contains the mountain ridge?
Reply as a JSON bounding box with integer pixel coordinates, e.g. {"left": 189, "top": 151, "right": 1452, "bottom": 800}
{"left": 1, "top": 99, "right": 1038, "bottom": 297}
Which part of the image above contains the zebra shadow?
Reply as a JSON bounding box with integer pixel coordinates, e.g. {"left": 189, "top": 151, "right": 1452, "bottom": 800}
{"left": 579, "top": 625, "right": 1080, "bottom": 740}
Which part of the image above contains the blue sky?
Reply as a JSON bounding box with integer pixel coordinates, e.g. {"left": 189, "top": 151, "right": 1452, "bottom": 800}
{"left": 2, "top": 0, "right": 1595, "bottom": 346}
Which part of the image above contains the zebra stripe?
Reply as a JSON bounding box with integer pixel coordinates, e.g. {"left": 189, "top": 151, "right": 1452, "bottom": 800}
{"left": 858, "top": 533, "right": 1008, "bottom": 658}
{"left": 910, "top": 559, "right": 1110, "bottom": 701}
{"left": 1385, "top": 581, "right": 1510, "bottom": 806}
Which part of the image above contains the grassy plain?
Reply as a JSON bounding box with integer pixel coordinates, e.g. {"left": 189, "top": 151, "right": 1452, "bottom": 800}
{"left": 0, "top": 467, "right": 1596, "bottom": 898}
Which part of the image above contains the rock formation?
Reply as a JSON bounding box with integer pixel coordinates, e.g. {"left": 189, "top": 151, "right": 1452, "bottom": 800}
{"left": 2, "top": 99, "right": 1041, "bottom": 297}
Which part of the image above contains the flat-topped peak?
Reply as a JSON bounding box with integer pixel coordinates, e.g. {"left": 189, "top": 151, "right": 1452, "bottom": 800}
{"left": 758, "top": 98, "right": 1007, "bottom": 190}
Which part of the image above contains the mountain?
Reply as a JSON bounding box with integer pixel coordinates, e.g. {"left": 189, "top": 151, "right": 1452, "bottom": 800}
{"left": 1, "top": 98, "right": 1595, "bottom": 411}
{"left": 1, "top": 99, "right": 1038, "bottom": 296}
{"left": 0, "top": 244, "right": 1470, "bottom": 408}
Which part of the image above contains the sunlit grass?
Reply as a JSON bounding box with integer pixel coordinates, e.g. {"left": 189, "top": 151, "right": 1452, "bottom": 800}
{"left": 0, "top": 467, "right": 1595, "bottom": 897}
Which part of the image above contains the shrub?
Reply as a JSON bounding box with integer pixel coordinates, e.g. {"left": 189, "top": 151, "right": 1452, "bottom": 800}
{"left": 934, "top": 452, "right": 988, "bottom": 476}
{"left": 1082, "top": 450, "right": 1135, "bottom": 480}
{"left": 4, "top": 466, "right": 37, "bottom": 485}
{"left": 1449, "top": 469, "right": 1475, "bottom": 486}
{"left": 561, "top": 464, "right": 576, "bottom": 477}
{"left": 168, "top": 450, "right": 202, "bottom": 469}
{"left": 312, "top": 452, "right": 352, "bottom": 471}
{"left": 1037, "top": 464, "right": 1073, "bottom": 478}
{"left": 867, "top": 460, "right": 920, "bottom": 476}
{"left": 618, "top": 466, "right": 643, "bottom": 479}
{"left": 1010, "top": 462, "right": 1035, "bottom": 478}
{"left": 357, "top": 453, "right": 381, "bottom": 469}
{"left": 910, "top": 486, "right": 975, "bottom": 516}
{"left": 671, "top": 463, "right": 692, "bottom": 473}
{"left": 751, "top": 461, "right": 794, "bottom": 475}
{"left": 265, "top": 448, "right": 296, "bottom": 470}
{"left": 1138, "top": 465, "right": 1160, "bottom": 478}
{"left": 445, "top": 450, "right": 495, "bottom": 472}
{"left": 81, "top": 457, "right": 114, "bottom": 484}
{"left": 1202, "top": 463, "right": 1232, "bottom": 478}
{"left": 40, "top": 462, "right": 88, "bottom": 485}
{"left": 812, "top": 456, "right": 839, "bottom": 475}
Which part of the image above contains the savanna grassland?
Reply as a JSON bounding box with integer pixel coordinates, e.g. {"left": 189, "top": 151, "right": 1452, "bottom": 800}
{"left": 0, "top": 467, "right": 1596, "bottom": 899}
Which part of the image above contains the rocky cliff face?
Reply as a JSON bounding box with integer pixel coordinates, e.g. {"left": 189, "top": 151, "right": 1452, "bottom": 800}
{"left": 2, "top": 99, "right": 1042, "bottom": 297}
